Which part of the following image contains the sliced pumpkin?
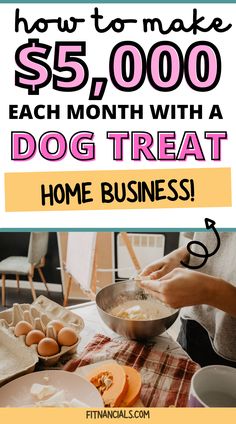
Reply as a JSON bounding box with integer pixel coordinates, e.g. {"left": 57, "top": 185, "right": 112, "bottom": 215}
{"left": 87, "top": 363, "right": 128, "bottom": 407}
{"left": 120, "top": 366, "right": 142, "bottom": 407}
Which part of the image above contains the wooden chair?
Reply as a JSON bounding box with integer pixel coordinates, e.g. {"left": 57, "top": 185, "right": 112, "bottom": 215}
{"left": 0, "top": 232, "right": 49, "bottom": 306}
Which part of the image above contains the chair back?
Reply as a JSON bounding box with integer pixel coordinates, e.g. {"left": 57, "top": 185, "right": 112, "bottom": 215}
{"left": 27, "top": 232, "right": 49, "bottom": 266}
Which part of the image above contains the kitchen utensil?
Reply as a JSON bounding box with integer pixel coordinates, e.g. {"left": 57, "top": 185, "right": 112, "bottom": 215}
{"left": 0, "top": 370, "right": 104, "bottom": 407}
{"left": 96, "top": 281, "right": 178, "bottom": 340}
{"left": 188, "top": 365, "right": 236, "bottom": 407}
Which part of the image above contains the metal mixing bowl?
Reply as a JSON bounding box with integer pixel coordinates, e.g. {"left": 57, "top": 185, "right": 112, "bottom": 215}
{"left": 96, "top": 281, "right": 179, "bottom": 340}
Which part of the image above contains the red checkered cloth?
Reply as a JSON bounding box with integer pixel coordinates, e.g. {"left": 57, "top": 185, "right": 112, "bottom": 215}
{"left": 74, "top": 333, "right": 200, "bottom": 407}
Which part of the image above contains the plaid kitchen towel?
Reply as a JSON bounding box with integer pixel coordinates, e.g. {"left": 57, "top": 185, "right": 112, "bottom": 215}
{"left": 74, "top": 333, "right": 200, "bottom": 407}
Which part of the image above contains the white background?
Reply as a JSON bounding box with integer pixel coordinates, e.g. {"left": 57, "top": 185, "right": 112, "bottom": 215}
{"left": 0, "top": 4, "right": 235, "bottom": 228}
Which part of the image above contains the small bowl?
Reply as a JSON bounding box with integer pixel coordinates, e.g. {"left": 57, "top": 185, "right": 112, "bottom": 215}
{"left": 96, "top": 281, "right": 179, "bottom": 340}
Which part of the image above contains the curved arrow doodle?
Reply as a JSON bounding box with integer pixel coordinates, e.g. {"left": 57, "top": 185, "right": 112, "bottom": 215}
{"left": 180, "top": 218, "right": 221, "bottom": 270}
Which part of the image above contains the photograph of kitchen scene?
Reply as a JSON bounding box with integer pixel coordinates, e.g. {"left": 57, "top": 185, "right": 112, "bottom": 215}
{"left": 0, "top": 230, "right": 235, "bottom": 408}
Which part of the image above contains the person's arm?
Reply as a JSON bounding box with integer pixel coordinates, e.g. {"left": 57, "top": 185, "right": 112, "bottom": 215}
{"left": 140, "top": 267, "right": 236, "bottom": 317}
{"left": 140, "top": 245, "right": 189, "bottom": 279}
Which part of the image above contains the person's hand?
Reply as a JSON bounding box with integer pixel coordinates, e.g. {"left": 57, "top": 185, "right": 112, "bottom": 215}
{"left": 140, "top": 267, "right": 213, "bottom": 309}
{"left": 140, "top": 246, "right": 189, "bottom": 280}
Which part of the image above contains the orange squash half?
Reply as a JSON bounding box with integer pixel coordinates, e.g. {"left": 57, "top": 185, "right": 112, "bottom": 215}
{"left": 87, "top": 363, "right": 128, "bottom": 407}
{"left": 120, "top": 366, "right": 142, "bottom": 406}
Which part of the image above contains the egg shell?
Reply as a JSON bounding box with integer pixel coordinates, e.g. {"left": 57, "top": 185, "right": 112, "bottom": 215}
{"left": 25, "top": 330, "right": 45, "bottom": 346}
{"left": 37, "top": 337, "right": 60, "bottom": 357}
{"left": 14, "top": 320, "right": 33, "bottom": 337}
{"left": 57, "top": 327, "right": 78, "bottom": 347}
{"left": 47, "top": 320, "right": 64, "bottom": 334}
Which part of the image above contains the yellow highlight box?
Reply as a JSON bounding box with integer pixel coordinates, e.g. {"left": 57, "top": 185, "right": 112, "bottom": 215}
{"left": 5, "top": 167, "right": 231, "bottom": 212}
{"left": 1, "top": 407, "right": 236, "bottom": 424}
